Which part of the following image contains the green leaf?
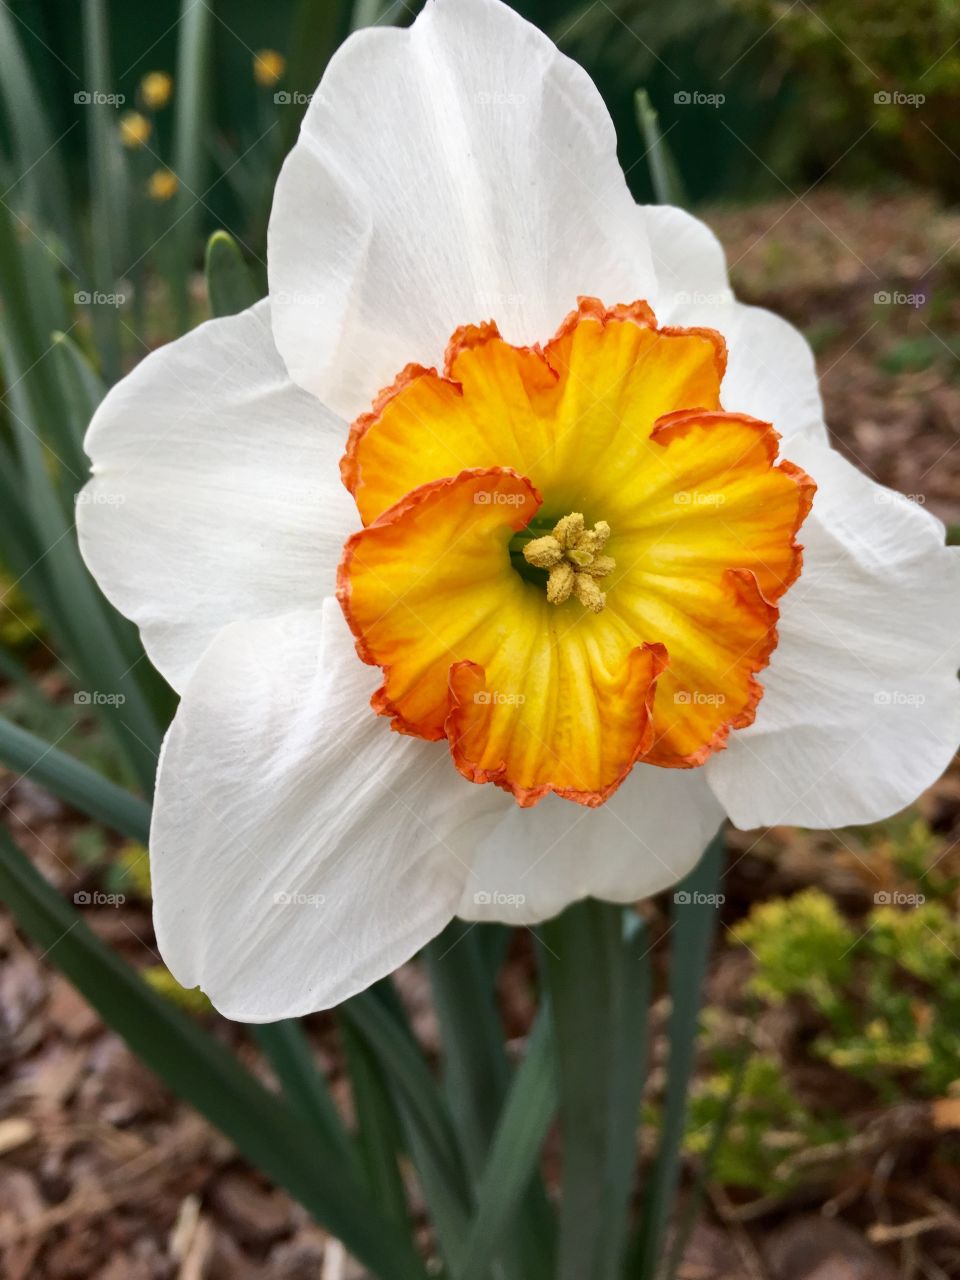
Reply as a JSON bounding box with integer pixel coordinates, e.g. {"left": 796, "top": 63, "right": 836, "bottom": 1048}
{"left": 205, "top": 230, "right": 261, "bottom": 319}
{"left": 457, "top": 1008, "right": 558, "bottom": 1280}
{"left": 427, "top": 920, "right": 555, "bottom": 1278}
{"left": 631, "top": 826, "right": 726, "bottom": 1277}
{"left": 82, "top": 0, "right": 125, "bottom": 379}
{"left": 253, "top": 1019, "right": 359, "bottom": 1169}
{"left": 0, "top": 4, "right": 77, "bottom": 261}
{"left": 634, "top": 89, "right": 688, "bottom": 207}
{"left": 426, "top": 920, "right": 510, "bottom": 1177}
{"left": 340, "top": 1014, "right": 412, "bottom": 1227}
{"left": 279, "top": 0, "right": 354, "bottom": 157}
{"left": 170, "top": 0, "right": 215, "bottom": 331}
{"left": 342, "top": 987, "right": 474, "bottom": 1269}
{"left": 0, "top": 829, "right": 430, "bottom": 1280}
{"left": 0, "top": 715, "right": 150, "bottom": 841}
{"left": 0, "top": 197, "right": 162, "bottom": 790}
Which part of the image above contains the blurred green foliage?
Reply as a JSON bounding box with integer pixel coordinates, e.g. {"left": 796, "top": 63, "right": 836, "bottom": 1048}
{"left": 734, "top": 0, "right": 960, "bottom": 196}
{"left": 684, "top": 1050, "right": 849, "bottom": 1193}
{"left": 734, "top": 884, "right": 960, "bottom": 1101}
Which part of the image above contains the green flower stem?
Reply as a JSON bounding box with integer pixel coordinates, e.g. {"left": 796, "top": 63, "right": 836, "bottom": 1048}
{"left": 540, "top": 899, "right": 651, "bottom": 1280}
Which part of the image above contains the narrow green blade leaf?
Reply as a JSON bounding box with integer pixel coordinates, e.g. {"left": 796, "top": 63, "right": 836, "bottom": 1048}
{"left": 342, "top": 988, "right": 473, "bottom": 1269}
{"left": 457, "top": 1009, "right": 558, "bottom": 1280}
{"left": 253, "top": 1019, "right": 358, "bottom": 1169}
{"left": 631, "top": 826, "right": 726, "bottom": 1277}
{"left": 0, "top": 4, "right": 77, "bottom": 259}
{"left": 634, "top": 89, "right": 688, "bottom": 207}
{"left": 82, "top": 0, "right": 124, "bottom": 379}
{"left": 340, "top": 1015, "right": 412, "bottom": 1227}
{"left": 427, "top": 920, "right": 556, "bottom": 1278}
{"left": 280, "top": 0, "right": 353, "bottom": 157}
{"left": 0, "top": 829, "right": 429, "bottom": 1280}
{"left": 170, "top": 0, "right": 215, "bottom": 331}
{"left": 426, "top": 920, "right": 510, "bottom": 1177}
{"left": 0, "top": 715, "right": 150, "bottom": 841}
{"left": 205, "top": 230, "right": 261, "bottom": 319}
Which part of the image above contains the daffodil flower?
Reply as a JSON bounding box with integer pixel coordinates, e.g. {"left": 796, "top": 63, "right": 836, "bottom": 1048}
{"left": 78, "top": 0, "right": 960, "bottom": 1020}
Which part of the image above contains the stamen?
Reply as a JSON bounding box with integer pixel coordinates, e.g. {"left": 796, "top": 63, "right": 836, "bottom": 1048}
{"left": 522, "top": 512, "right": 615, "bottom": 613}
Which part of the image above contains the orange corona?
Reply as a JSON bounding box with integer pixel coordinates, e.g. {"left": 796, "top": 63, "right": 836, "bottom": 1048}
{"left": 337, "top": 298, "right": 815, "bottom": 807}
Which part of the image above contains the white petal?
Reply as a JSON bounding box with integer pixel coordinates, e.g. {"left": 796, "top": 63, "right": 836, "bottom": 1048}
{"left": 152, "top": 599, "right": 506, "bottom": 1020}
{"left": 78, "top": 300, "right": 355, "bottom": 692}
{"left": 267, "top": 0, "right": 656, "bottom": 420}
{"left": 720, "top": 301, "right": 828, "bottom": 445}
{"left": 458, "top": 766, "right": 724, "bottom": 924}
{"left": 642, "top": 203, "right": 827, "bottom": 445}
{"left": 707, "top": 439, "right": 960, "bottom": 829}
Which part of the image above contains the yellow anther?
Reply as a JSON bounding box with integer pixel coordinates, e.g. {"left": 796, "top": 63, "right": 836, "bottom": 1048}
{"left": 547, "top": 561, "right": 575, "bottom": 604}
{"left": 523, "top": 512, "right": 615, "bottom": 611}
{"left": 573, "top": 573, "right": 605, "bottom": 613}
{"left": 552, "top": 512, "right": 584, "bottom": 550}
{"left": 523, "top": 535, "right": 564, "bottom": 569}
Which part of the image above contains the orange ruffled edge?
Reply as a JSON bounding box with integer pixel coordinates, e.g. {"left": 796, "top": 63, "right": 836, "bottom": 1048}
{"left": 642, "top": 408, "right": 817, "bottom": 769}
{"left": 339, "top": 296, "right": 729, "bottom": 514}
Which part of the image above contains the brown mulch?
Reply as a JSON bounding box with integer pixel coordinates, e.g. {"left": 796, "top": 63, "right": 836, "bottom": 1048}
{"left": 3, "top": 186, "right": 960, "bottom": 1278}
